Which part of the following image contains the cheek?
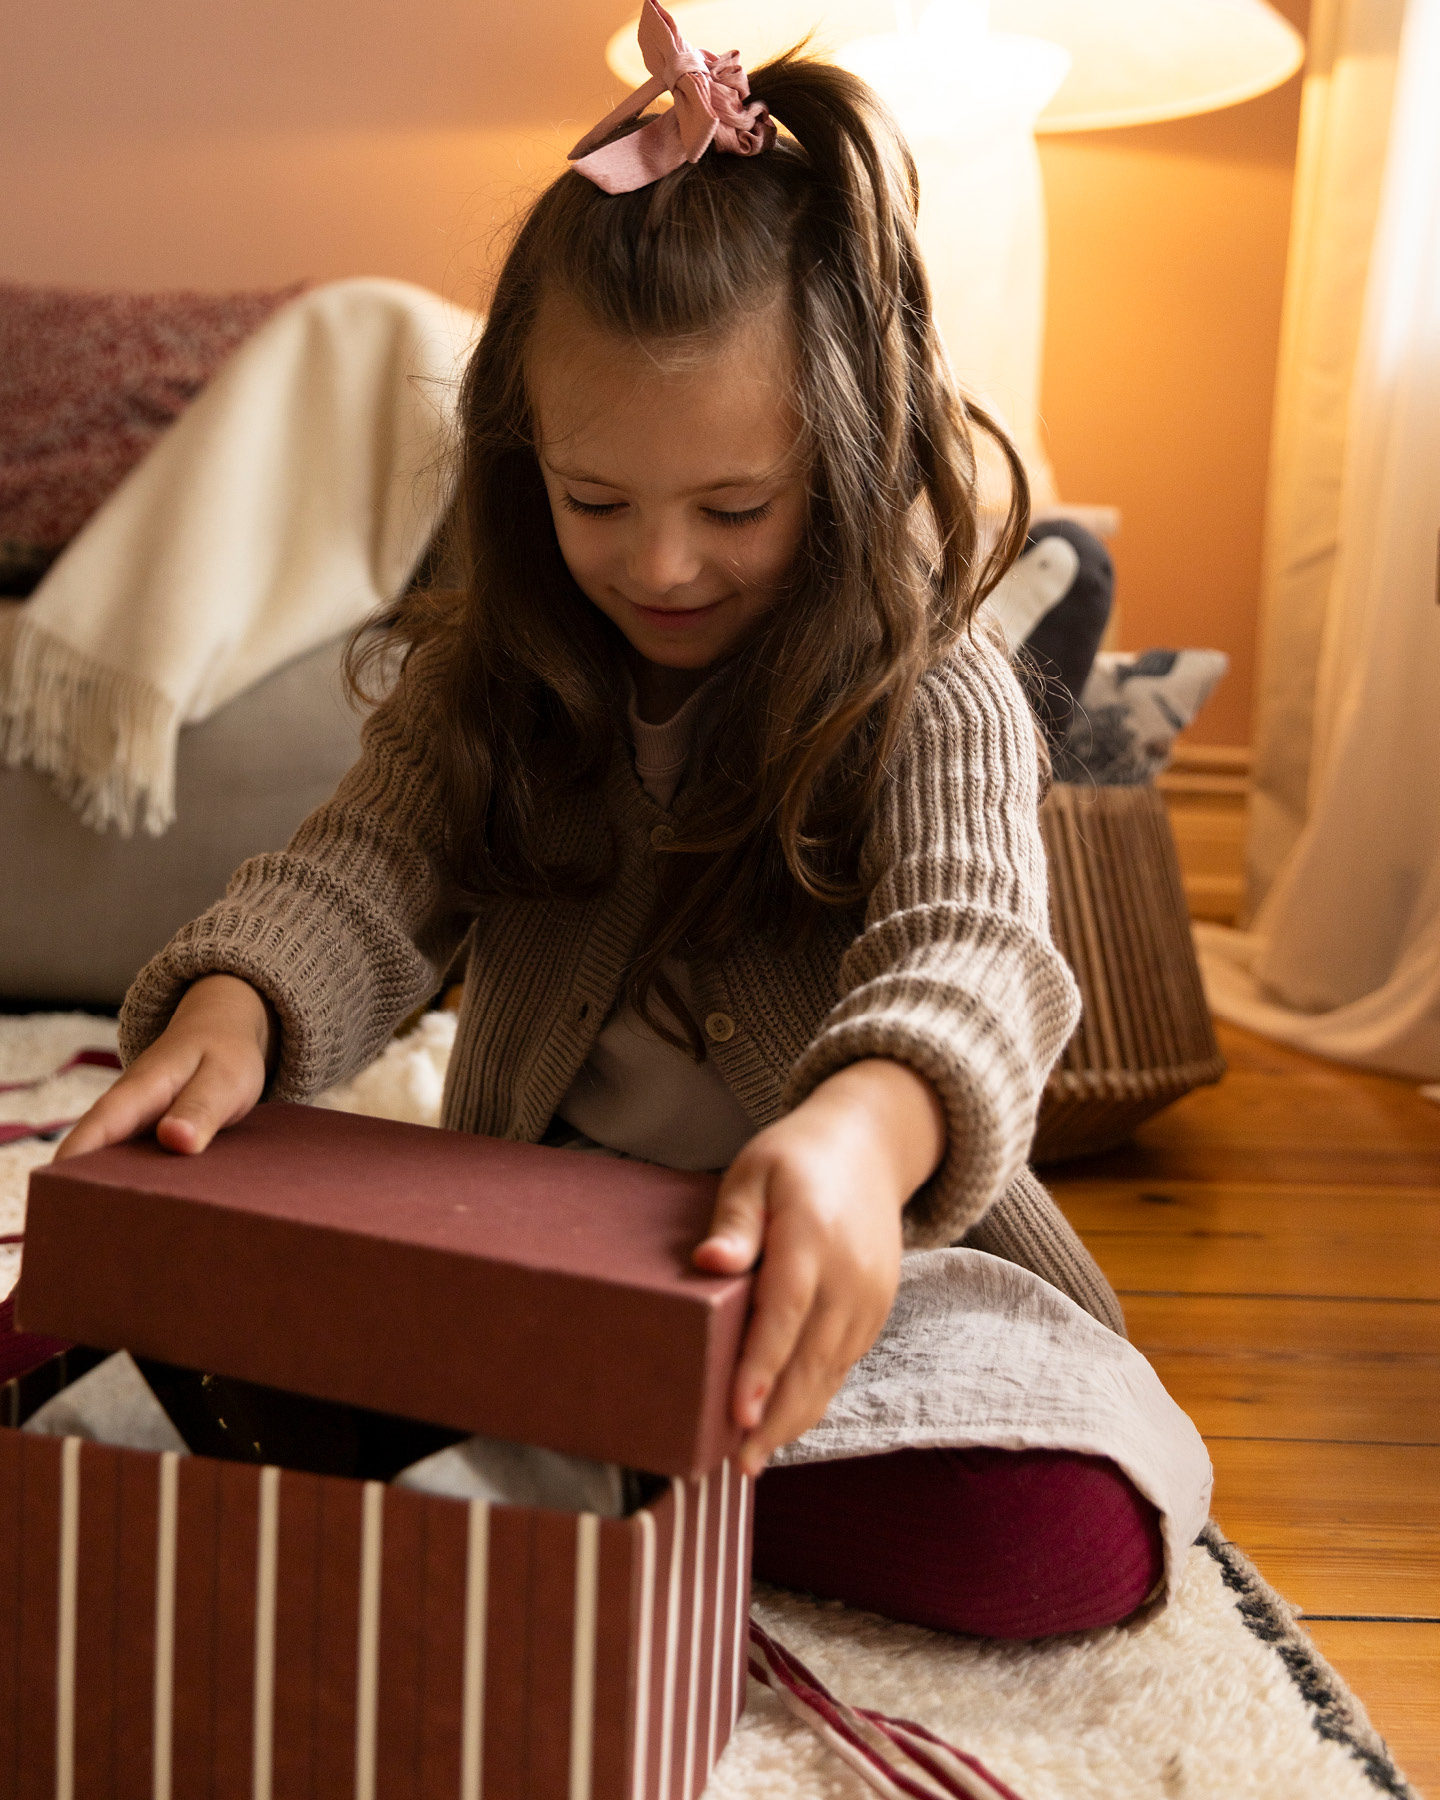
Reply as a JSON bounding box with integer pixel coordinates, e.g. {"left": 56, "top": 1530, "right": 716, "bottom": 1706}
{"left": 548, "top": 506, "right": 609, "bottom": 592}
{"left": 745, "top": 495, "right": 807, "bottom": 589}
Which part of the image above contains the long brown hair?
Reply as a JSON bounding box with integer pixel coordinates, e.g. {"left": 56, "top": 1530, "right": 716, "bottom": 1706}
{"left": 351, "top": 52, "right": 1029, "bottom": 1052}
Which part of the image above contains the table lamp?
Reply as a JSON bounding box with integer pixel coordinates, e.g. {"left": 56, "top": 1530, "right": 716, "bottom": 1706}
{"left": 605, "top": 0, "right": 1303, "bottom": 507}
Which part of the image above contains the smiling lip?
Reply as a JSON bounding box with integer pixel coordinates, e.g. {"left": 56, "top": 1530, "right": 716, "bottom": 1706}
{"left": 629, "top": 598, "right": 726, "bottom": 630}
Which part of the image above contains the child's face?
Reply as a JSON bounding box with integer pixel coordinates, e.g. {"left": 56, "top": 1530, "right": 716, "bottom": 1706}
{"left": 529, "top": 298, "right": 808, "bottom": 679}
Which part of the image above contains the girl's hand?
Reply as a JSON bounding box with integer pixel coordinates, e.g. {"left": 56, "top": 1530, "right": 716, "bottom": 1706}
{"left": 693, "top": 1058, "right": 946, "bottom": 1476}
{"left": 55, "top": 974, "right": 275, "bottom": 1162}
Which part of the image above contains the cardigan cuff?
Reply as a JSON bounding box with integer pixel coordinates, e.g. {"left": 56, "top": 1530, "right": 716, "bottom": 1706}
{"left": 118, "top": 861, "right": 439, "bottom": 1101}
{"left": 780, "top": 995, "right": 1044, "bottom": 1248}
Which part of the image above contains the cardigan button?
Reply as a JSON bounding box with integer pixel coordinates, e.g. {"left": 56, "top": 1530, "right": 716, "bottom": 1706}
{"left": 650, "top": 823, "right": 675, "bottom": 849}
{"left": 705, "top": 1012, "right": 736, "bottom": 1043}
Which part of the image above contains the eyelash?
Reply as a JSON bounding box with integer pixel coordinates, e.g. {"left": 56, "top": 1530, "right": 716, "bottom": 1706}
{"left": 559, "top": 494, "right": 774, "bottom": 528}
{"left": 707, "top": 502, "right": 774, "bottom": 528}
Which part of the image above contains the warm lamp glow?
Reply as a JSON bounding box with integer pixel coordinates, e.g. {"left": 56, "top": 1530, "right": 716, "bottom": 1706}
{"left": 599, "top": 0, "right": 1305, "bottom": 503}
{"left": 1000, "top": 0, "right": 1304, "bottom": 130}
{"left": 603, "top": 0, "right": 1304, "bottom": 132}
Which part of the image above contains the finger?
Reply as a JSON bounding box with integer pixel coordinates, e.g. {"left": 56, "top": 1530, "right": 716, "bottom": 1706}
{"left": 738, "top": 1298, "right": 857, "bottom": 1475}
{"left": 154, "top": 1054, "right": 261, "bottom": 1156}
{"left": 54, "top": 1058, "right": 199, "bottom": 1161}
{"left": 692, "top": 1160, "right": 767, "bottom": 1275}
{"left": 729, "top": 1238, "right": 819, "bottom": 1434}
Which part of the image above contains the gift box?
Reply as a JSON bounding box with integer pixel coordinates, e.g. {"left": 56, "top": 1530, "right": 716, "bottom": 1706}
{"left": 18, "top": 1104, "right": 752, "bottom": 1478}
{"left": 3, "top": 1105, "right": 756, "bottom": 1799}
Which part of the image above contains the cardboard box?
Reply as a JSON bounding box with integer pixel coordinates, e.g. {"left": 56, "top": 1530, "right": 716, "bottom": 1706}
{"left": 0, "top": 1371, "right": 753, "bottom": 1800}
{"left": 18, "top": 1105, "right": 751, "bottom": 1477}
{"left": 5, "top": 1107, "right": 758, "bottom": 1796}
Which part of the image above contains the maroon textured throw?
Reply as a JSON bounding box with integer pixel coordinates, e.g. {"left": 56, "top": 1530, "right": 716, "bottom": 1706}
{"left": 0, "top": 281, "right": 303, "bottom": 589}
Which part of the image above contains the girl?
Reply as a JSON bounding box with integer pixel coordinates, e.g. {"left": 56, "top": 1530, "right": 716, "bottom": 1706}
{"left": 61, "top": 5, "right": 1208, "bottom": 1639}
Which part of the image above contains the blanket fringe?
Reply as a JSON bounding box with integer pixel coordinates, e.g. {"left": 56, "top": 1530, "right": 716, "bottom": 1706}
{"left": 0, "top": 609, "right": 180, "bottom": 836}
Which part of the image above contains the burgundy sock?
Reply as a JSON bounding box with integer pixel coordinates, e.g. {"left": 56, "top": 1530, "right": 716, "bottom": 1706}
{"left": 753, "top": 1445, "right": 1165, "bottom": 1640}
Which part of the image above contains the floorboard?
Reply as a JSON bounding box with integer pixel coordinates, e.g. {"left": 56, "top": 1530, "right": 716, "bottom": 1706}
{"left": 1065, "top": 1183, "right": 1440, "bottom": 1238}
{"left": 1140, "top": 1347, "right": 1440, "bottom": 1445}
{"left": 1094, "top": 1241, "right": 1438, "bottom": 1301}
{"left": 1206, "top": 1439, "right": 1440, "bottom": 1616}
{"left": 1063, "top": 1183, "right": 1440, "bottom": 1300}
{"left": 1049, "top": 1021, "right": 1440, "bottom": 1794}
{"left": 1303, "top": 1622, "right": 1440, "bottom": 1795}
{"left": 1122, "top": 1295, "right": 1440, "bottom": 1358}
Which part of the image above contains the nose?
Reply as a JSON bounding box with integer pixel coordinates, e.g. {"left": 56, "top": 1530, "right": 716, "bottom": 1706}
{"left": 626, "top": 513, "right": 703, "bottom": 599}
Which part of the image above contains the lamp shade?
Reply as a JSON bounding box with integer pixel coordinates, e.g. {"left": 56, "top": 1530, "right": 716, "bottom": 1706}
{"left": 999, "top": 0, "right": 1304, "bottom": 130}
{"left": 603, "top": 0, "right": 1304, "bottom": 131}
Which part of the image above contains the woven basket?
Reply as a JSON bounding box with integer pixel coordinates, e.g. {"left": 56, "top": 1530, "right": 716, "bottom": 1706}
{"left": 1034, "top": 782, "right": 1225, "bottom": 1162}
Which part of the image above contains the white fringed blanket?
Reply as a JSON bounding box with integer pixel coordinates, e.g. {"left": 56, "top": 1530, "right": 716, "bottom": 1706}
{"left": 0, "top": 281, "right": 480, "bottom": 836}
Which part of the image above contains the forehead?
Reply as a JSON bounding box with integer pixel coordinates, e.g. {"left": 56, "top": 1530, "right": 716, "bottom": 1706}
{"left": 527, "top": 294, "right": 801, "bottom": 488}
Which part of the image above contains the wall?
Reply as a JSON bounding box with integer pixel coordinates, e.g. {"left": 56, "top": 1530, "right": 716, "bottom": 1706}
{"left": 1038, "top": 2, "right": 1308, "bottom": 747}
{"left": 1, "top": 0, "right": 1306, "bottom": 748}
{"left": 0, "top": 0, "right": 631, "bottom": 307}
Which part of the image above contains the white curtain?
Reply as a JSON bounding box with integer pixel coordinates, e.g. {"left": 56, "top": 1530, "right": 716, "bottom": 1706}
{"left": 1243, "top": 0, "right": 1405, "bottom": 905}
{"left": 1200, "top": 0, "right": 1440, "bottom": 1078}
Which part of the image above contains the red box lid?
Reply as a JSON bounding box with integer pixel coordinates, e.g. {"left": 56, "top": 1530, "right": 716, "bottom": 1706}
{"left": 17, "top": 1103, "right": 751, "bottom": 1477}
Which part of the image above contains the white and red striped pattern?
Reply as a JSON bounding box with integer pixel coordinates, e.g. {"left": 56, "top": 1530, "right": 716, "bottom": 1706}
{"left": 0, "top": 1415, "right": 752, "bottom": 1800}
{"left": 0, "top": 1048, "right": 121, "bottom": 1147}
{"left": 0, "top": 1050, "right": 122, "bottom": 1096}
{"left": 748, "top": 1621, "right": 1025, "bottom": 1800}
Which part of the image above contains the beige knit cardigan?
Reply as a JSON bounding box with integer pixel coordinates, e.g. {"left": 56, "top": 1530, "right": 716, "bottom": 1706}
{"left": 121, "top": 632, "right": 1111, "bottom": 1313}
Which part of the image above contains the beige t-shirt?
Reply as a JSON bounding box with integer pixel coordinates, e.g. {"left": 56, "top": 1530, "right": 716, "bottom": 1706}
{"left": 554, "top": 679, "right": 757, "bottom": 1172}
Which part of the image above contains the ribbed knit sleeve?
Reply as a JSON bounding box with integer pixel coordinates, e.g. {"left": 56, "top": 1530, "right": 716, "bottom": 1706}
{"left": 118, "top": 651, "right": 469, "bottom": 1099}
{"left": 781, "top": 635, "right": 1080, "bottom": 1247}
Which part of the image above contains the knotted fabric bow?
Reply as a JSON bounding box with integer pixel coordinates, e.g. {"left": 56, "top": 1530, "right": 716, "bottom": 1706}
{"left": 568, "top": 0, "right": 775, "bottom": 195}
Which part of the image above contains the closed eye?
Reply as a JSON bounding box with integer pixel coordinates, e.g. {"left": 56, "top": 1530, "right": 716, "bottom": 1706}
{"left": 702, "top": 502, "right": 774, "bottom": 527}
{"left": 560, "top": 493, "right": 625, "bottom": 519}
{"left": 560, "top": 495, "right": 775, "bottom": 526}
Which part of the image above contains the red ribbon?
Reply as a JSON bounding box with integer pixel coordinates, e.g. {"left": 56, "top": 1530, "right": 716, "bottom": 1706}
{"left": 748, "top": 1618, "right": 1027, "bottom": 1800}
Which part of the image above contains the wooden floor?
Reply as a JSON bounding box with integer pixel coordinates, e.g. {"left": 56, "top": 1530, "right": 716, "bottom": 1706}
{"left": 1048, "top": 1021, "right": 1440, "bottom": 1795}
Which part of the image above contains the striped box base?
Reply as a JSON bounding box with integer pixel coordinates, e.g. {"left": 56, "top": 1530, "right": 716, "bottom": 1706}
{"left": 0, "top": 1372, "right": 753, "bottom": 1800}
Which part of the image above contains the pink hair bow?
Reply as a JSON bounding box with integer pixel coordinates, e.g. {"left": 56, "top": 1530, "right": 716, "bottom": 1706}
{"left": 568, "top": 0, "right": 775, "bottom": 195}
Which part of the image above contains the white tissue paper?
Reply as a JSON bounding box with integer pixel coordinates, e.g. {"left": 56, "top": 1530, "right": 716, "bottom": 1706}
{"left": 23, "top": 1350, "right": 189, "bottom": 1455}
{"left": 395, "top": 1434, "right": 627, "bottom": 1516}
{"left": 21, "top": 1350, "right": 627, "bottom": 1516}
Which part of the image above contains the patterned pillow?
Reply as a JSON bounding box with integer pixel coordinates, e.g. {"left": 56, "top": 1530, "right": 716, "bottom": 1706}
{"left": 0, "top": 280, "right": 304, "bottom": 595}
{"left": 1056, "top": 649, "right": 1230, "bottom": 785}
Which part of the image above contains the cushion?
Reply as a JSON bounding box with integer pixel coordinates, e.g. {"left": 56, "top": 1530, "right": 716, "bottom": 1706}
{"left": 0, "top": 280, "right": 303, "bottom": 595}
{"left": 1057, "top": 648, "right": 1230, "bottom": 785}
{"left": 0, "top": 625, "right": 362, "bottom": 1006}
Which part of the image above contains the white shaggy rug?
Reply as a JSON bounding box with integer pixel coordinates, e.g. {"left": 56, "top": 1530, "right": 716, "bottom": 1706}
{"left": 0, "top": 1010, "right": 124, "bottom": 1303}
{"left": 0, "top": 1010, "right": 1419, "bottom": 1800}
